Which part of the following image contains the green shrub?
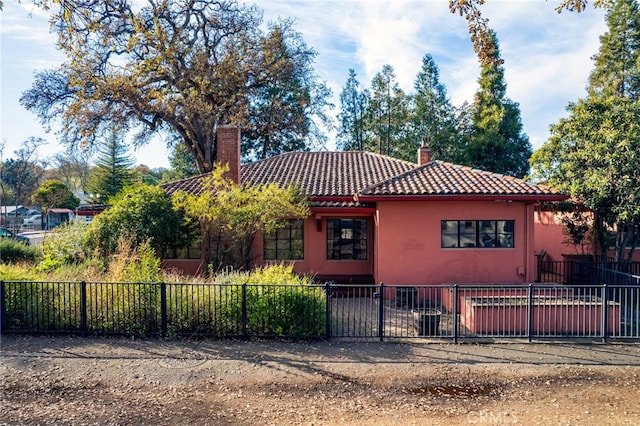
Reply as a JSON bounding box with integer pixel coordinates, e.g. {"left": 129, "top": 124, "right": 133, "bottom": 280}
{"left": 0, "top": 263, "right": 47, "bottom": 281}
{"left": 3, "top": 281, "right": 81, "bottom": 331}
{"left": 214, "top": 264, "right": 325, "bottom": 338}
{"left": 107, "top": 237, "right": 163, "bottom": 283}
{"left": 39, "top": 221, "right": 88, "bottom": 271}
{"left": 0, "top": 239, "right": 40, "bottom": 263}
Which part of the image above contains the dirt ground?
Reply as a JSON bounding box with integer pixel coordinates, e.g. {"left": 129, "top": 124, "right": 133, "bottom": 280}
{"left": 1, "top": 336, "right": 640, "bottom": 425}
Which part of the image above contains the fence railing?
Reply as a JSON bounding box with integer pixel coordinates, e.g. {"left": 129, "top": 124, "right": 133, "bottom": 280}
{"left": 0, "top": 281, "right": 326, "bottom": 339}
{"left": 537, "top": 259, "right": 640, "bottom": 285}
{"left": 2, "top": 279, "right": 639, "bottom": 342}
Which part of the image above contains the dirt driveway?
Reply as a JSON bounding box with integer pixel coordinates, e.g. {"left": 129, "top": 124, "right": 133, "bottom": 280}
{"left": 1, "top": 336, "right": 640, "bottom": 425}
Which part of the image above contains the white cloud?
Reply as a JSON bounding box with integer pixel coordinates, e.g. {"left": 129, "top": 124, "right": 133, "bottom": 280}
{"left": 2, "top": 0, "right": 611, "bottom": 166}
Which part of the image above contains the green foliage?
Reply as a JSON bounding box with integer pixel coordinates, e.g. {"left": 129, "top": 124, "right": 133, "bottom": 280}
{"left": 86, "top": 130, "right": 136, "bottom": 199}
{"left": 213, "top": 263, "right": 315, "bottom": 285}
{"left": 0, "top": 262, "right": 47, "bottom": 281}
{"left": 531, "top": 0, "right": 640, "bottom": 263}
{"left": 213, "top": 264, "right": 324, "bottom": 337}
{"left": 31, "top": 179, "right": 80, "bottom": 210}
{"left": 107, "top": 237, "right": 163, "bottom": 283}
{"left": 85, "top": 184, "right": 191, "bottom": 258}
{"left": 465, "top": 31, "right": 532, "bottom": 177}
{"left": 173, "top": 165, "right": 310, "bottom": 271}
{"left": 411, "top": 54, "right": 464, "bottom": 163}
{"left": 587, "top": 0, "right": 640, "bottom": 99}
{"left": 38, "top": 220, "right": 88, "bottom": 271}
{"left": 242, "top": 23, "right": 332, "bottom": 160}
{"left": 337, "top": 69, "right": 370, "bottom": 151}
{"left": 0, "top": 238, "right": 40, "bottom": 263}
{"left": 21, "top": 0, "right": 330, "bottom": 173}
{"left": 3, "top": 281, "right": 82, "bottom": 332}
{"left": 365, "top": 65, "right": 412, "bottom": 160}
{"left": 161, "top": 144, "right": 199, "bottom": 182}
{"left": 2, "top": 263, "right": 325, "bottom": 338}
{"left": 0, "top": 137, "right": 46, "bottom": 205}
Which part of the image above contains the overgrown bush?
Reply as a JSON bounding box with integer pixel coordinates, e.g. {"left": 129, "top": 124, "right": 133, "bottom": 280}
{"left": 107, "top": 237, "right": 163, "bottom": 283}
{"left": 0, "top": 239, "right": 40, "bottom": 263}
{"left": 213, "top": 264, "right": 325, "bottom": 337}
{"left": 38, "top": 220, "right": 88, "bottom": 271}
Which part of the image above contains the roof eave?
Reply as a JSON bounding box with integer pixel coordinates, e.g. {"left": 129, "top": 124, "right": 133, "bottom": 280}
{"left": 356, "top": 194, "right": 569, "bottom": 203}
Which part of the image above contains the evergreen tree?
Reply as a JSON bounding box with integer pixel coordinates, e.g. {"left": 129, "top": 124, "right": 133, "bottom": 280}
{"left": 337, "top": 69, "right": 370, "bottom": 151}
{"left": 162, "top": 144, "right": 199, "bottom": 182}
{"left": 366, "top": 65, "right": 411, "bottom": 160}
{"left": 411, "top": 54, "right": 463, "bottom": 163}
{"left": 86, "top": 130, "right": 136, "bottom": 199}
{"left": 466, "top": 31, "right": 532, "bottom": 177}
{"left": 531, "top": 0, "right": 640, "bottom": 264}
{"left": 588, "top": 0, "right": 640, "bottom": 99}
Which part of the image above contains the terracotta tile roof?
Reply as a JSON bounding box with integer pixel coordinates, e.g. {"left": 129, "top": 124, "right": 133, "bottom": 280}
{"left": 161, "top": 175, "right": 206, "bottom": 196}
{"left": 241, "top": 151, "right": 415, "bottom": 197}
{"left": 359, "top": 161, "right": 560, "bottom": 197}
{"left": 162, "top": 154, "right": 564, "bottom": 200}
{"left": 162, "top": 151, "right": 415, "bottom": 198}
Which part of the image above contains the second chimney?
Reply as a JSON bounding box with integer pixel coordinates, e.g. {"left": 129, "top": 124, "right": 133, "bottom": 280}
{"left": 418, "top": 137, "right": 432, "bottom": 166}
{"left": 216, "top": 125, "right": 241, "bottom": 184}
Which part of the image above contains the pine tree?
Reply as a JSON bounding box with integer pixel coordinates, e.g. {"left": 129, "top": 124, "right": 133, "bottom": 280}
{"left": 411, "top": 54, "right": 463, "bottom": 163}
{"left": 588, "top": 0, "right": 640, "bottom": 99}
{"left": 86, "top": 129, "right": 136, "bottom": 199}
{"left": 465, "top": 31, "right": 532, "bottom": 177}
{"left": 337, "top": 69, "right": 370, "bottom": 151}
{"left": 162, "top": 144, "right": 199, "bottom": 182}
{"left": 366, "top": 65, "right": 411, "bottom": 159}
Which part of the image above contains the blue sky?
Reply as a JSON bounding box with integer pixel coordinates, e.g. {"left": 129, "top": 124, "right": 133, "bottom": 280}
{"left": 1, "top": 1, "right": 607, "bottom": 169}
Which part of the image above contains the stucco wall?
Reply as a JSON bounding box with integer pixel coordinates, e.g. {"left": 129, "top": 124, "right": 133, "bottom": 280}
{"left": 254, "top": 215, "right": 375, "bottom": 280}
{"left": 374, "top": 200, "right": 536, "bottom": 285}
{"left": 533, "top": 210, "right": 594, "bottom": 261}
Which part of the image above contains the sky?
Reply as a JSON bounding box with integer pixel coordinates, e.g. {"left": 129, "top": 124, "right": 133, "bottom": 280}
{"left": 1, "top": 0, "right": 607, "bottom": 169}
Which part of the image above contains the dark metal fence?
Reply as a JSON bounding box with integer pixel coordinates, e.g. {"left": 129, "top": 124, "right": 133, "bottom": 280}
{"left": 1, "top": 265, "right": 638, "bottom": 342}
{"left": 537, "top": 259, "right": 640, "bottom": 285}
{"left": 0, "top": 281, "right": 326, "bottom": 339}
{"left": 326, "top": 282, "right": 639, "bottom": 341}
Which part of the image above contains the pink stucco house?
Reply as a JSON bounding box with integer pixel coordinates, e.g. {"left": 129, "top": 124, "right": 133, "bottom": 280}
{"left": 162, "top": 127, "right": 567, "bottom": 284}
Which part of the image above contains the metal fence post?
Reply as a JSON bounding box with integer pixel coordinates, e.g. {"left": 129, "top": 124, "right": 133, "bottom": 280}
{"left": 602, "top": 283, "right": 609, "bottom": 343}
{"left": 242, "top": 284, "right": 248, "bottom": 338}
{"left": 378, "top": 282, "right": 385, "bottom": 342}
{"left": 80, "top": 281, "right": 87, "bottom": 336}
{"left": 325, "top": 282, "right": 331, "bottom": 340}
{"left": 160, "top": 282, "right": 167, "bottom": 338}
{"left": 452, "top": 284, "right": 459, "bottom": 344}
{"left": 527, "top": 283, "right": 534, "bottom": 343}
{"left": 0, "top": 281, "right": 6, "bottom": 333}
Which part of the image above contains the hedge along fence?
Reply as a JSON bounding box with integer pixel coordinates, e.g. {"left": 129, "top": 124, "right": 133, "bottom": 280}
{"left": 0, "top": 281, "right": 327, "bottom": 339}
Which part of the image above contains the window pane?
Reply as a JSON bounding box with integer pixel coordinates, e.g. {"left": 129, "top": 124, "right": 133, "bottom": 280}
{"left": 264, "top": 219, "right": 304, "bottom": 260}
{"left": 480, "top": 221, "right": 496, "bottom": 247}
{"left": 441, "top": 221, "right": 459, "bottom": 248}
{"left": 441, "top": 220, "right": 515, "bottom": 249}
{"left": 497, "top": 220, "right": 515, "bottom": 247}
{"left": 326, "top": 218, "right": 368, "bottom": 260}
{"left": 460, "top": 221, "right": 476, "bottom": 247}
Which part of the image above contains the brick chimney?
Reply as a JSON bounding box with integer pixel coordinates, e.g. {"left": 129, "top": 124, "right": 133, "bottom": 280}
{"left": 418, "top": 137, "right": 432, "bottom": 166}
{"left": 216, "top": 125, "right": 241, "bottom": 184}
